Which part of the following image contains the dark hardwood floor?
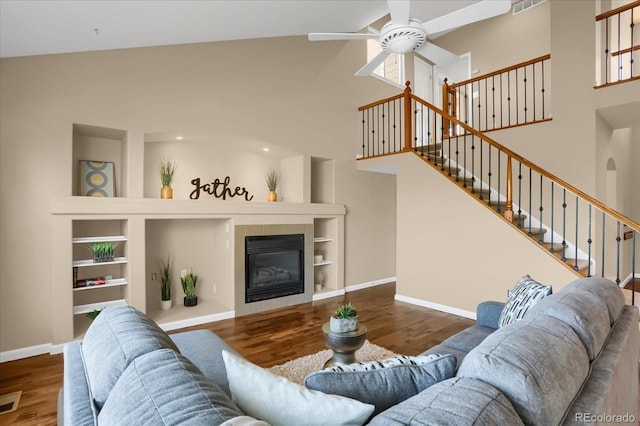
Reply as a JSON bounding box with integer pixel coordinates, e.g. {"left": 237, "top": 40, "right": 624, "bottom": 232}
{"left": 0, "top": 283, "right": 476, "bottom": 425}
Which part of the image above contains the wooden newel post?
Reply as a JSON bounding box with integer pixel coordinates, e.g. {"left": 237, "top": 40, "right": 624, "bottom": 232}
{"left": 505, "top": 155, "right": 514, "bottom": 222}
{"left": 442, "top": 78, "right": 450, "bottom": 138}
{"left": 403, "top": 81, "right": 412, "bottom": 151}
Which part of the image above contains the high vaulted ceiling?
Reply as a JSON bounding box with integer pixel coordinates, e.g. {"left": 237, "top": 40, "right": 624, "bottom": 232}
{"left": 0, "top": 0, "right": 483, "bottom": 58}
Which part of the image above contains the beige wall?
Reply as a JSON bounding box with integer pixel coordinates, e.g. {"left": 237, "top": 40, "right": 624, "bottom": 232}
{"left": 0, "top": 36, "right": 398, "bottom": 353}
{"left": 393, "top": 153, "right": 577, "bottom": 311}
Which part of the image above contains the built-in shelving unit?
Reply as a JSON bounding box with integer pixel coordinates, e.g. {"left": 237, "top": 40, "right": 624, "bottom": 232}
{"left": 51, "top": 123, "right": 345, "bottom": 347}
{"left": 71, "top": 220, "right": 129, "bottom": 338}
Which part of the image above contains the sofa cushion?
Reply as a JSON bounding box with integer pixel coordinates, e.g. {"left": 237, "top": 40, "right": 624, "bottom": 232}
{"left": 305, "top": 354, "right": 455, "bottom": 417}
{"left": 457, "top": 315, "right": 589, "bottom": 425}
{"left": 368, "top": 377, "right": 524, "bottom": 426}
{"left": 498, "top": 275, "right": 552, "bottom": 327}
{"left": 528, "top": 290, "right": 611, "bottom": 360}
{"left": 82, "top": 305, "right": 179, "bottom": 411}
{"left": 438, "top": 325, "right": 495, "bottom": 353}
{"left": 222, "top": 350, "right": 374, "bottom": 426}
{"left": 561, "top": 277, "right": 625, "bottom": 325}
{"left": 98, "top": 349, "right": 243, "bottom": 425}
{"left": 171, "top": 329, "right": 240, "bottom": 397}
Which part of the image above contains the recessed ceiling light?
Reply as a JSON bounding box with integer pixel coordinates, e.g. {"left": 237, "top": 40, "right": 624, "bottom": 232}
{"left": 263, "top": 147, "right": 270, "bottom": 152}
{"left": 176, "top": 136, "right": 184, "bottom": 141}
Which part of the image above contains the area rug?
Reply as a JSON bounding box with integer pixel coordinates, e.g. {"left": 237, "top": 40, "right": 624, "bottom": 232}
{"left": 267, "top": 340, "right": 397, "bottom": 385}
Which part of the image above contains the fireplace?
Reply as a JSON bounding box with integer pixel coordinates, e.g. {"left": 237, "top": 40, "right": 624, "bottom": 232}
{"left": 245, "top": 234, "right": 305, "bottom": 303}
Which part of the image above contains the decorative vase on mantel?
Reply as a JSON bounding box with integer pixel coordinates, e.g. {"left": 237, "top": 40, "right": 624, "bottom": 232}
{"left": 267, "top": 190, "right": 277, "bottom": 202}
{"left": 160, "top": 186, "right": 173, "bottom": 199}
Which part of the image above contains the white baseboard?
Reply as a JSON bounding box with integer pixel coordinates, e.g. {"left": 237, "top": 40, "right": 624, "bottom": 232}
{"left": 345, "top": 276, "right": 396, "bottom": 292}
{"left": 395, "top": 294, "right": 477, "bottom": 320}
{"left": 159, "top": 311, "right": 235, "bottom": 332}
{"left": 619, "top": 273, "right": 640, "bottom": 288}
{"left": 0, "top": 343, "right": 53, "bottom": 363}
{"left": 313, "top": 289, "right": 345, "bottom": 301}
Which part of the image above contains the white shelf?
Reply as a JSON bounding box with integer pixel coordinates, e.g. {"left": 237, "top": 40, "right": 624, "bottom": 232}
{"left": 73, "top": 257, "right": 128, "bottom": 267}
{"left": 314, "top": 260, "right": 333, "bottom": 266}
{"left": 73, "top": 299, "right": 127, "bottom": 315}
{"left": 313, "top": 237, "right": 333, "bottom": 243}
{"left": 73, "top": 278, "right": 128, "bottom": 291}
{"left": 73, "top": 235, "right": 127, "bottom": 244}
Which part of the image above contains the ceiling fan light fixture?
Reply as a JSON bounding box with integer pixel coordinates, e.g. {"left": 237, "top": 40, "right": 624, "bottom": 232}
{"left": 380, "top": 20, "right": 427, "bottom": 54}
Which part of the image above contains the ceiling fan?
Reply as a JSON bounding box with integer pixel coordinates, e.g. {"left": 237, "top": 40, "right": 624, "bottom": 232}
{"left": 308, "top": 0, "right": 512, "bottom": 76}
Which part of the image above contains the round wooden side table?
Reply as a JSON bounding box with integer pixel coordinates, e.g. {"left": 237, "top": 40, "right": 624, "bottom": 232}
{"left": 322, "top": 322, "right": 367, "bottom": 368}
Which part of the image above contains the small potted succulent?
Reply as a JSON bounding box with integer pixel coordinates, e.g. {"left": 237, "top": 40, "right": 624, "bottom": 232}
{"left": 159, "top": 257, "right": 172, "bottom": 310}
{"left": 330, "top": 302, "right": 358, "bottom": 333}
{"left": 159, "top": 159, "right": 176, "bottom": 199}
{"left": 181, "top": 269, "right": 198, "bottom": 307}
{"left": 265, "top": 169, "right": 279, "bottom": 202}
{"left": 91, "top": 242, "right": 114, "bottom": 263}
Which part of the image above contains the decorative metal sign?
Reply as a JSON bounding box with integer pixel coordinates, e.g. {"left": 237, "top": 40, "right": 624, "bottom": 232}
{"left": 190, "top": 176, "right": 254, "bottom": 201}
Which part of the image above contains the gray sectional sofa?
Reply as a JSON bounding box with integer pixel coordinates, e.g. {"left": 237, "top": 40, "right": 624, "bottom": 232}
{"left": 59, "top": 277, "right": 639, "bottom": 425}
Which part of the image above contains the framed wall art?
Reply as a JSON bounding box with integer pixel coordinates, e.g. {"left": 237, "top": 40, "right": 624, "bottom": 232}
{"left": 79, "top": 160, "right": 115, "bottom": 197}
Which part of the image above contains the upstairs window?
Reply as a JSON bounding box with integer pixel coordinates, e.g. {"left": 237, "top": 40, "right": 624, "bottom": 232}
{"left": 367, "top": 39, "right": 405, "bottom": 87}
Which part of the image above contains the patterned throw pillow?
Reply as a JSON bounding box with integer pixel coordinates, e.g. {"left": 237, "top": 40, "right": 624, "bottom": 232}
{"left": 325, "top": 354, "right": 444, "bottom": 372}
{"left": 498, "top": 275, "right": 552, "bottom": 327}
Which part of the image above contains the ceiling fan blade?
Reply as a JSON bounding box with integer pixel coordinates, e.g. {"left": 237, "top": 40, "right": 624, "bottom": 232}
{"left": 415, "top": 42, "right": 460, "bottom": 67}
{"left": 423, "top": 0, "right": 512, "bottom": 36}
{"left": 387, "top": 0, "right": 411, "bottom": 26}
{"left": 355, "top": 50, "right": 391, "bottom": 77}
{"left": 308, "top": 33, "right": 379, "bottom": 41}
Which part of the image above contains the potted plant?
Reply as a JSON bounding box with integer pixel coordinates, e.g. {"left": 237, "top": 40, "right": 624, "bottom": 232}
{"left": 91, "top": 242, "right": 114, "bottom": 263}
{"left": 265, "top": 169, "right": 279, "bottom": 202}
{"left": 159, "top": 159, "right": 176, "bottom": 199}
{"left": 181, "top": 269, "right": 198, "bottom": 307}
{"left": 86, "top": 309, "right": 101, "bottom": 320}
{"left": 314, "top": 248, "right": 325, "bottom": 264}
{"left": 330, "top": 302, "right": 358, "bottom": 333}
{"left": 159, "top": 257, "right": 172, "bottom": 310}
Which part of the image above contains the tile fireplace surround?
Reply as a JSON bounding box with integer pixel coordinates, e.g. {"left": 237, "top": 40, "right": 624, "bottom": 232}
{"left": 234, "top": 224, "right": 314, "bottom": 316}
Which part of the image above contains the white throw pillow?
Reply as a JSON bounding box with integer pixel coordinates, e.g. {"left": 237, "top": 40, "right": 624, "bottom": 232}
{"left": 222, "top": 350, "right": 374, "bottom": 426}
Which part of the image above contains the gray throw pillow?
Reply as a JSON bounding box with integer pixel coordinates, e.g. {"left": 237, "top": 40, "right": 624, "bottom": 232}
{"left": 98, "top": 349, "right": 244, "bottom": 425}
{"left": 304, "top": 354, "right": 456, "bottom": 417}
{"left": 498, "top": 275, "right": 552, "bottom": 327}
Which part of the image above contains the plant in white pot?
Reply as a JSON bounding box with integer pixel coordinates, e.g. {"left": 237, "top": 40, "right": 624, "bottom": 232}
{"left": 181, "top": 269, "right": 198, "bottom": 307}
{"left": 159, "top": 257, "right": 172, "bottom": 310}
{"left": 315, "top": 270, "right": 326, "bottom": 292}
{"left": 330, "top": 302, "right": 358, "bottom": 333}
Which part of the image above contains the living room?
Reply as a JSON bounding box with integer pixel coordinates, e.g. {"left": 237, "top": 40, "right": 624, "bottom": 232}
{"left": 1, "top": 0, "right": 639, "bottom": 424}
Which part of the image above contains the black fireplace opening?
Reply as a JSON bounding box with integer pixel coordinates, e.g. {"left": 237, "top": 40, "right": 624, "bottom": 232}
{"left": 245, "top": 234, "right": 305, "bottom": 303}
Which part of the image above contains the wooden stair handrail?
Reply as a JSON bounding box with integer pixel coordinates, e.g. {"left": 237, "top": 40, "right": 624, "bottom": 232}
{"left": 447, "top": 54, "right": 551, "bottom": 89}
{"left": 596, "top": 0, "right": 640, "bottom": 21}
{"left": 357, "top": 93, "right": 404, "bottom": 112}
{"left": 407, "top": 92, "right": 640, "bottom": 233}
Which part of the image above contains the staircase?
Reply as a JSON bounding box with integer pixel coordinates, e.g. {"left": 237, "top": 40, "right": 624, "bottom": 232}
{"left": 358, "top": 82, "right": 639, "bottom": 306}
{"left": 415, "top": 143, "right": 591, "bottom": 276}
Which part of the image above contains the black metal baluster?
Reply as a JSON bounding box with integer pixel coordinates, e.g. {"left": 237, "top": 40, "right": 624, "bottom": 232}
{"left": 601, "top": 211, "right": 606, "bottom": 277}
{"left": 517, "top": 163, "right": 523, "bottom": 228}
{"left": 605, "top": 18, "right": 610, "bottom": 84}
{"left": 617, "top": 13, "right": 622, "bottom": 82}
{"left": 538, "top": 175, "right": 544, "bottom": 244}
{"left": 541, "top": 60, "right": 546, "bottom": 118}
{"left": 455, "top": 132, "right": 460, "bottom": 182}
{"left": 523, "top": 65, "right": 528, "bottom": 123}
{"left": 632, "top": 231, "right": 636, "bottom": 305}
{"left": 488, "top": 145, "right": 493, "bottom": 206}
{"left": 479, "top": 132, "right": 483, "bottom": 200}
{"left": 497, "top": 150, "right": 501, "bottom": 213}
{"left": 550, "top": 182, "right": 555, "bottom": 251}
{"left": 361, "top": 111, "right": 365, "bottom": 157}
{"left": 515, "top": 68, "right": 519, "bottom": 125}
{"left": 528, "top": 168, "right": 533, "bottom": 236}
{"left": 470, "top": 135, "right": 475, "bottom": 193}
{"left": 381, "top": 103, "right": 386, "bottom": 154}
{"left": 631, "top": 8, "right": 635, "bottom": 78}
{"left": 615, "top": 221, "right": 621, "bottom": 285}
{"left": 533, "top": 62, "right": 537, "bottom": 121}
{"left": 587, "top": 204, "right": 592, "bottom": 276}
{"left": 484, "top": 78, "right": 488, "bottom": 131}
{"left": 561, "top": 189, "right": 567, "bottom": 261}
{"left": 507, "top": 71, "right": 512, "bottom": 126}
{"left": 500, "top": 74, "right": 504, "bottom": 128}
{"left": 574, "top": 196, "right": 579, "bottom": 271}
{"left": 491, "top": 75, "right": 496, "bottom": 130}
